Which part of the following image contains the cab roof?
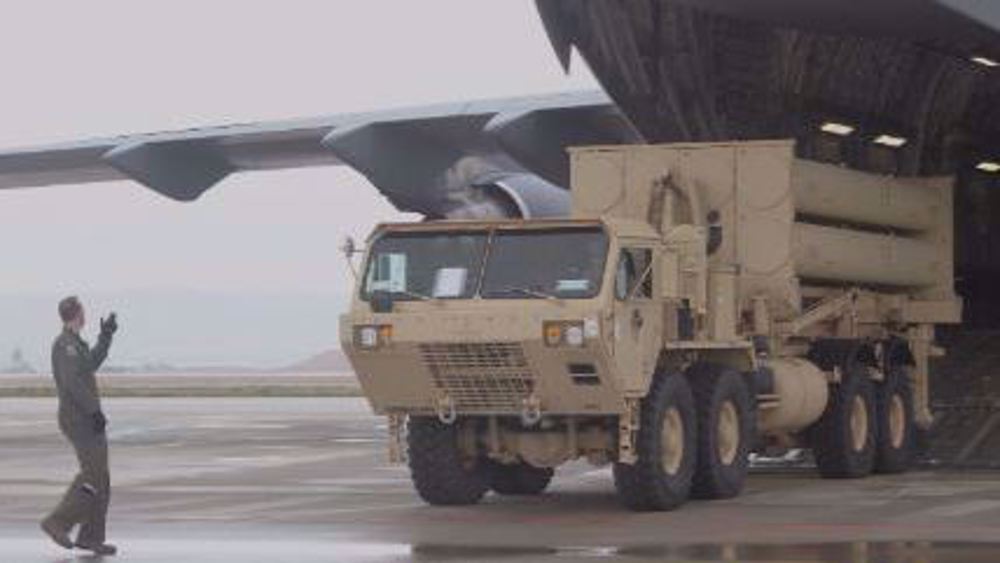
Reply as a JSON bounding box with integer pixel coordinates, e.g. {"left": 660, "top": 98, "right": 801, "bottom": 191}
{"left": 368, "top": 216, "right": 660, "bottom": 241}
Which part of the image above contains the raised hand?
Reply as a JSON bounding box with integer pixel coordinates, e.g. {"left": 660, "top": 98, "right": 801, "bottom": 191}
{"left": 99, "top": 313, "right": 118, "bottom": 338}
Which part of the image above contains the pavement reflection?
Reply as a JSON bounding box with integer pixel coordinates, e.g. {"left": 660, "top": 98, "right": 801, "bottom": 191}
{"left": 10, "top": 539, "right": 1000, "bottom": 562}
{"left": 408, "top": 541, "right": 1000, "bottom": 561}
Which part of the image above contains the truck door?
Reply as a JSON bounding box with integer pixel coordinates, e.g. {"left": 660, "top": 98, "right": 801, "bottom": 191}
{"left": 612, "top": 246, "right": 662, "bottom": 392}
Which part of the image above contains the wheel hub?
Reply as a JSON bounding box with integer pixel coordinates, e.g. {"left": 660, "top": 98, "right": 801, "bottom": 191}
{"left": 849, "top": 395, "right": 869, "bottom": 452}
{"left": 717, "top": 400, "right": 740, "bottom": 465}
{"left": 661, "top": 407, "right": 685, "bottom": 475}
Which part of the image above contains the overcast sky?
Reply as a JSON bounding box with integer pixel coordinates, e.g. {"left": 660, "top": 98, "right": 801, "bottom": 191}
{"left": 0, "top": 1, "right": 598, "bottom": 366}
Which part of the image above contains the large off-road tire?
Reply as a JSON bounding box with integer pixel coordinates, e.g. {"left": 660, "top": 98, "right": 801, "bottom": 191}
{"left": 486, "top": 461, "right": 554, "bottom": 495}
{"left": 613, "top": 371, "right": 697, "bottom": 511}
{"left": 812, "top": 371, "right": 877, "bottom": 479}
{"left": 874, "top": 365, "right": 915, "bottom": 474}
{"left": 407, "top": 417, "right": 489, "bottom": 506}
{"left": 687, "top": 364, "right": 755, "bottom": 499}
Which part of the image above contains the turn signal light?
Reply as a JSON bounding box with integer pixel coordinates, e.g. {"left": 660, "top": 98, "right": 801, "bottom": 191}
{"left": 544, "top": 323, "right": 563, "bottom": 346}
{"left": 378, "top": 325, "right": 393, "bottom": 343}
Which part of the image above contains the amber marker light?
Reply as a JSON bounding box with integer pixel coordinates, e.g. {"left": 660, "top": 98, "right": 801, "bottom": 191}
{"left": 543, "top": 322, "right": 563, "bottom": 347}
{"left": 378, "top": 325, "right": 394, "bottom": 345}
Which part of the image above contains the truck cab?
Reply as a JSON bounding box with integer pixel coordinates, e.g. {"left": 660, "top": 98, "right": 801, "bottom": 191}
{"left": 344, "top": 217, "right": 679, "bottom": 418}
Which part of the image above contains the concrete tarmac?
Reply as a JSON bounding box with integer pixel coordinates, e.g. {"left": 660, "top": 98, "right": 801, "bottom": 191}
{"left": 1, "top": 397, "right": 1000, "bottom": 562}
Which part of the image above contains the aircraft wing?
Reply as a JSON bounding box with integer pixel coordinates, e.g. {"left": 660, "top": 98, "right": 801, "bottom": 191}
{"left": 0, "top": 91, "right": 639, "bottom": 218}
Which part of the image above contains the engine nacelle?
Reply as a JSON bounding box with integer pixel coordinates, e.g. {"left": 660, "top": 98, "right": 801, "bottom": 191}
{"left": 449, "top": 172, "right": 570, "bottom": 220}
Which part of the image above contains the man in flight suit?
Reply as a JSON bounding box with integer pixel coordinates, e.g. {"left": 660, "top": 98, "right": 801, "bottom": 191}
{"left": 40, "top": 296, "right": 119, "bottom": 556}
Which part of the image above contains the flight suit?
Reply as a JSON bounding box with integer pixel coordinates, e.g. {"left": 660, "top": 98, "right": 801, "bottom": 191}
{"left": 43, "top": 328, "right": 112, "bottom": 546}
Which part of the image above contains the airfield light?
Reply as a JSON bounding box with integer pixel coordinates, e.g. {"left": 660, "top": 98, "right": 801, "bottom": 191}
{"left": 820, "top": 122, "right": 855, "bottom": 136}
{"left": 972, "top": 56, "right": 1000, "bottom": 68}
{"left": 873, "top": 134, "right": 908, "bottom": 148}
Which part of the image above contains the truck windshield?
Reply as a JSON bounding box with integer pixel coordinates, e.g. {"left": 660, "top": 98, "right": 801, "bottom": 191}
{"left": 480, "top": 228, "right": 608, "bottom": 299}
{"left": 362, "top": 231, "right": 488, "bottom": 300}
{"left": 362, "top": 226, "right": 608, "bottom": 301}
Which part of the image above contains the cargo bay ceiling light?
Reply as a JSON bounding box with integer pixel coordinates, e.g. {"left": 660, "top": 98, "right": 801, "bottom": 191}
{"left": 873, "top": 134, "right": 908, "bottom": 148}
{"left": 972, "top": 56, "right": 1000, "bottom": 68}
{"left": 820, "top": 122, "right": 855, "bottom": 136}
{"left": 976, "top": 161, "right": 1000, "bottom": 173}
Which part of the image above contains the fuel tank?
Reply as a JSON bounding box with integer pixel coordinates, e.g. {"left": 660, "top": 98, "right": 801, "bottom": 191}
{"left": 758, "top": 357, "right": 829, "bottom": 433}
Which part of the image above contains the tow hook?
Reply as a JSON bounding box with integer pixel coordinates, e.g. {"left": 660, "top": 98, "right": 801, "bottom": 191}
{"left": 435, "top": 395, "right": 457, "bottom": 424}
{"left": 521, "top": 395, "right": 543, "bottom": 426}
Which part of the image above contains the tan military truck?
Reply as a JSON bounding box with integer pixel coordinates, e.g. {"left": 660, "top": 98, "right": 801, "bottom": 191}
{"left": 341, "top": 141, "right": 960, "bottom": 511}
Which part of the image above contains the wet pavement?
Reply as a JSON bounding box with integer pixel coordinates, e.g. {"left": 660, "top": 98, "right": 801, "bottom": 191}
{"left": 1, "top": 397, "right": 999, "bottom": 562}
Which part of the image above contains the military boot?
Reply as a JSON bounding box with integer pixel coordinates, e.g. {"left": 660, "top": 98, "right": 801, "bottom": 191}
{"left": 39, "top": 517, "right": 73, "bottom": 549}
{"left": 75, "top": 542, "right": 118, "bottom": 556}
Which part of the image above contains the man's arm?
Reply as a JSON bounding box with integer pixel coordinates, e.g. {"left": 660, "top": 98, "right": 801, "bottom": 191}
{"left": 88, "top": 313, "right": 118, "bottom": 372}
{"left": 88, "top": 333, "right": 112, "bottom": 372}
{"left": 53, "top": 344, "right": 101, "bottom": 416}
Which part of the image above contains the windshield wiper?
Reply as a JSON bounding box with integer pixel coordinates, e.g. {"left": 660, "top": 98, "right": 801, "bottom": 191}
{"left": 495, "top": 286, "right": 558, "bottom": 300}
{"left": 373, "top": 288, "right": 434, "bottom": 301}
{"left": 395, "top": 289, "right": 434, "bottom": 301}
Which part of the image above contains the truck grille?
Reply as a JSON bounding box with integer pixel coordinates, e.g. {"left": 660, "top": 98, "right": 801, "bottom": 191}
{"left": 419, "top": 342, "right": 535, "bottom": 412}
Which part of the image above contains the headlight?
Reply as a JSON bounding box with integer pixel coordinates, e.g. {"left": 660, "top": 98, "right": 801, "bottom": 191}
{"left": 358, "top": 326, "right": 378, "bottom": 348}
{"left": 564, "top": 325, "right": 584, "bottom": 347}
{"left": 543, "top": 321, "right": 586, "bottom": 347}
{"left": 356, "top": 325, "right": 392, "bottom": 349}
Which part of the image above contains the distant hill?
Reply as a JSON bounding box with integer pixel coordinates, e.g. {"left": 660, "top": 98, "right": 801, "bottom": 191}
{"left": 279, "top": 348, "right": 352, "bottom": 373}
{"left": 92, "top": 348, "right": 354, "bottom": 375}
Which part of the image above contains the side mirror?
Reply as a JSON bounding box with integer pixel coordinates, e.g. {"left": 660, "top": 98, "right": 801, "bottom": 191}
{"left": 341, "top": 236, "right": 360, "bottom": 258}
{"left": 340, "top": 236, "right": 363, "bottom": 279}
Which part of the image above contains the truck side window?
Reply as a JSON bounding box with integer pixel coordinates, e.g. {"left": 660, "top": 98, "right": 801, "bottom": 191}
{"left": 615, "top": 248, "right": 652, "bottom": 300}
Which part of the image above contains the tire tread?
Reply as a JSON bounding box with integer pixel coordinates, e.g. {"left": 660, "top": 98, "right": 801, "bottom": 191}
{"left": 407, "top": 417, "right": 488, "bottom": 505}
